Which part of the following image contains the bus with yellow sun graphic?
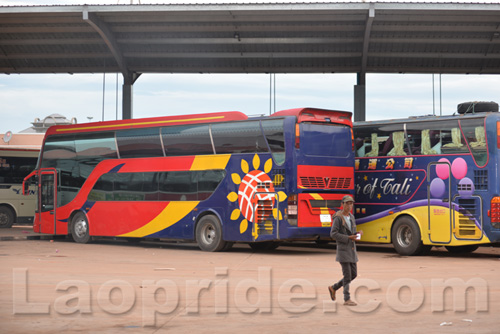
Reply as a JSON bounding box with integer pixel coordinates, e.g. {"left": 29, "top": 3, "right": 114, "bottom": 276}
{"left": 23, "top": 108, "right": 354, "bottom": 251}
{"left": 354, "top": 101, "right": 500, "bottom": 255}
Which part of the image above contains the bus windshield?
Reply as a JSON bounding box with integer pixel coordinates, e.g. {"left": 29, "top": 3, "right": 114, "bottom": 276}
{"left": 301, "top": 123, "right": 352, "bottom": 158}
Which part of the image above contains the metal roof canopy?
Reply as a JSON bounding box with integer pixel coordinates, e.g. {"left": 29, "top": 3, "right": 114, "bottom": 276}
{"left": 1, "top": 2, "right": 500, "bottom": 121}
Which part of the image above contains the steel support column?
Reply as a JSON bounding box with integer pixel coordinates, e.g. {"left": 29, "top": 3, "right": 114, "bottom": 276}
{"left": 354, "top": 73, "right": 366, "bottom": 122}
{"left": 122, "top": 72, "right": 141, "bottom": 120}
{"left": 354, "top": 4, "right": 374, "bottom": 122}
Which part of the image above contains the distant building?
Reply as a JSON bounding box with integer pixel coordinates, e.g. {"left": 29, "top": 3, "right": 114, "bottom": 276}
{"left": 19, "top": 113, "right": 77, "bottom": 134}
{"left": 1, "top": 132, "right": 43, "bottom": 153}
{"left": 2, "top": 114, "right": 77, "bottom": 152}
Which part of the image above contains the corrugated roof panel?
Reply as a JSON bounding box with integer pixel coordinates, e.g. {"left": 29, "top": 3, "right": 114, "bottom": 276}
{"left": 1, "top": 3, "right": 500, "bottom": 74}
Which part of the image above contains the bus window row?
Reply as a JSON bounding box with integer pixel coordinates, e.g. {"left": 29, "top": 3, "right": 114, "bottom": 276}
{"left": 42, "top": 118, "right": 285, "bottom": 163}
{"left": 39, "top": 119, "right": 286, "bottom": 206}
{"left": 355, "top": 118, "right": 487, "bottom": 165}
{"left": 88, "top": 170, "right": 226, "bottom": 202}
{"left": 0, "top": 157, "right": 38, "bottom": 184}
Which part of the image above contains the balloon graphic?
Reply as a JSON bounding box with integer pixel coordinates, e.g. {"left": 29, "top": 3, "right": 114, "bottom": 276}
{"left": 436, "top": 158, "right": 450, "bottom": 180}
{"left": 430, "top": 178, "right": 446, "bottom": 198}
{"left": 452, "top": 157, "right": 467, "bottom": 180}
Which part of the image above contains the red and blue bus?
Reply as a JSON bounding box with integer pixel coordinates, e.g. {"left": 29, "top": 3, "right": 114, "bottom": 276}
{"left": 353, "top": 101, "right": 500, "bottom": 255}
{"left": 23, "top": 108, "right": 354, "bottom": 251}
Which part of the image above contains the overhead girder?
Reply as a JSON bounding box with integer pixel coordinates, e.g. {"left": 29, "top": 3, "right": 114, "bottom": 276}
{"left": 83, "top": 7, "right": 140, "bottom": 119}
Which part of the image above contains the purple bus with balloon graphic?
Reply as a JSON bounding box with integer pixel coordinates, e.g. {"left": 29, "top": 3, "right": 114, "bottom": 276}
{"left": 352, "top": 101, "right": 500, "bottom": 255}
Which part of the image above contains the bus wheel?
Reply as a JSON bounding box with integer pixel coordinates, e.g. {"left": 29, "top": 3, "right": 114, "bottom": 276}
{"left": 445, "top": 245, "right": 479, "bottom": 254}
{"left": 391, "top": 216, "right": 426, "bottom": 256}
{"left": 0, "top": 206, "right": 15, "bottom": 228}
{"left": 222, "top": 242, "right": 234, "bottom": 251}
{"left": 70, "top": 212, "right": 91, "bottom": 244}
{"left": 196, "top": 215, "right": 227, "bottom": 252}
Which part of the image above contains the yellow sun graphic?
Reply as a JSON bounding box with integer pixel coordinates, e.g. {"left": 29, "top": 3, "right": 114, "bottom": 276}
{"left": 227, "top": 154, "right": 287, "bottom": 239}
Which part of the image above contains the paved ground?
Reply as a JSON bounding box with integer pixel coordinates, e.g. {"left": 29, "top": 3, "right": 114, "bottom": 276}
{"left": 1, "top": 226, "right": 499, "bottom": 334}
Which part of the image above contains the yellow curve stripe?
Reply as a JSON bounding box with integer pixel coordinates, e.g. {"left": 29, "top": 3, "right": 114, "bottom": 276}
{"left": 56, "top": 116, "right": 225, "bottom": 132}
{"left": 310, "top": 193, "right": 330, "bottom": 215}
{"left": 119, "top": 201, "right": 199, "bottom": 237}
{"left": 118, "top": 156, "right": 230, "bottom": 238}
{"left": 190, "top": 155, "right": 231, "bottom": 170}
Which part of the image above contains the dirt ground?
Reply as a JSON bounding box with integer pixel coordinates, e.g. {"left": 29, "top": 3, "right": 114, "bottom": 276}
{"left": 1, "top": 226, "right": 499, "bottom": 334}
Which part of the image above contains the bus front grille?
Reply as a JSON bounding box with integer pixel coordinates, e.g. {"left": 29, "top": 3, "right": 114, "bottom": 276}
{"left": 300, "top": 176, "right": 351, "bottom": 189}
{"left": 256, "top": 199, "right": 274, "bottom": 235}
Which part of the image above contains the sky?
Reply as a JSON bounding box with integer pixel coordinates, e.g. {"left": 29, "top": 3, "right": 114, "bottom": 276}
{"left": 1, "top": 0, "right": 500, "bottom": 133}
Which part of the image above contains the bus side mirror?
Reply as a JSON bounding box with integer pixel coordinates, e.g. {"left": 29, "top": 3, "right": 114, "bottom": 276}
{"left": 23, "top": 179, "right": 30, "bottom": 195}
{"left": 22, "top": 175, "right": 36, "bottom": 195}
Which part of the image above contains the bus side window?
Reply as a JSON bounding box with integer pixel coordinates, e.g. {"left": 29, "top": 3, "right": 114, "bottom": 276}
{"left": 364, "top": 133, "right": 379, "bottom": 157}
{"left": 211, "top": 121, "right": 268, "bottom": 154}
{"left": 442, "top": 128, "right": 464, "bottom": 148}
{"left": 429, "top": 130, "right": 442, "bottom": 154}
{"left": 470, "top": 126, "right": 486, "bottom": 148}
{"left": 387, "top": 131, "right": 407, "bottom": 156}
{"left": 162, "top": 125, "right": 213, "bottom": 156}
{"left": 355, "top": 137, "right": 365, "bottom": 157}
{"left": 460, "top": 119, "right": 488, "bottom": 166}
{"left": 421, "top": 129, "right": 437, "bottom": 155}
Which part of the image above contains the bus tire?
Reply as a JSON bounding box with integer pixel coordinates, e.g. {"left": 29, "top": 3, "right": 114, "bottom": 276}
{"left": 391, "top": 216, "right": 426, "bottom": 256}
{"left": 0, "top": 206, "right": 15, "bottom": 228}
{"left": 222, "top": 241, "right": 234, "bottom": 251}
{"left": 195, "top": 215, "right": 227, "bottom": 252}
{"left": 70, "top": 212, "right": 91, "bottom": 244}
{"left": 445, "top": 245, "right": 479, "bottom": 254}
{"left": 457, "top": 101, "right": 499, "bottom": 114}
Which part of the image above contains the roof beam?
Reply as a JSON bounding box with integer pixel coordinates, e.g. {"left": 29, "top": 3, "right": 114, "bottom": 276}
{"left": 0, "top": 38, "right": 105, "bottom": 46}
{"left": 123, "top": 51, "right": 362, "bottom": 58}
{"left": 82, "top": 7, "right": 128, "bottom": 78}
{"left": 3, "top": 65, "right": 500, "bottom": 75}
{"left": 2, "top": 51, "right": 496, "bottom": 61}
{"left": 118, "top": 37, "right": 362, "bottom": 45}
{"left": 369, "top": 52, "right": 500, "bottom": 59}
{"left": 111, "top": 23, "right": 366, "bottom": 33}
{"left": 0, "top": 53, "right": 113, "bottom": 59}
{"left": 369, "top": 37, "right": 500, "bottom": 45}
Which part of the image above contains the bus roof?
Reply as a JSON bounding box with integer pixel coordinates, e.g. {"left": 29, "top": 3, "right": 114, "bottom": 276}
{"left": 271, "top": 107, "right": 352, "bottom": 127}
{"left": 44, "top": 111, "right": 249, "bottom": 136}
{"left": 354, "top": 111, "right": 499, "bottom": 128}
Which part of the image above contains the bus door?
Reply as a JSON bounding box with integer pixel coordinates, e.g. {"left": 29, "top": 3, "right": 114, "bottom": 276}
{"left": 38, "top": 168, "right": 58, "bottom": 235}
{"left": 427, "top": 161, "right": 452, "bottom": 244}
{"left": 252, "top": 190, "right": 279, "bottom": 241}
